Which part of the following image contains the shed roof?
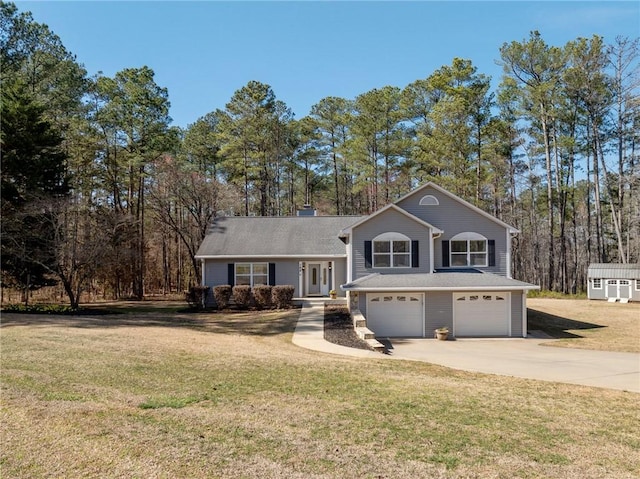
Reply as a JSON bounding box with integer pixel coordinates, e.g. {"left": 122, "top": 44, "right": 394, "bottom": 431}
{"left": 195, "top": 215, "right": 364, "bottom": 258}
{"left": 587, "top": 263, "right": 640, "bottom": 279}
{"left": 341, "top": 272, "right": 539, "bottom": 291}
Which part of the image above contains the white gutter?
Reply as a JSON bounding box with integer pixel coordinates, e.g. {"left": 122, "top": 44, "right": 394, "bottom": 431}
{"left": 340, "top": 285, "right": 541, "bottom": 292}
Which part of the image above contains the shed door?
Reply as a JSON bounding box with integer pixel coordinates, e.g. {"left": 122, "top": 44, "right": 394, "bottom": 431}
{"left": 366, "top": 293, "right": 423, "bottom": 337}
{"left": 454, "top": 292, "right": 510, "bottom": 336}
{"left": 607, "top": 279, "right": 631, "bottom": 299}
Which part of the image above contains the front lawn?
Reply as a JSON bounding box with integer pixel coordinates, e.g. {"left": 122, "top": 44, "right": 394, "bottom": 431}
{"left": 1, "top": 307, "right": 638, "bottom": 478}
{"left": 528, "top": 298, "right": 640, "bottom": 353}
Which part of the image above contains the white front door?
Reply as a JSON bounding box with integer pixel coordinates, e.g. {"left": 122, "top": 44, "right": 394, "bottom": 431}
{"left": 307, "top": 262, "right": 330, "bottom": 296}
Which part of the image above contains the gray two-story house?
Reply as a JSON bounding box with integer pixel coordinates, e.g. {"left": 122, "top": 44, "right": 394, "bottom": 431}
{"left": 195, "top": 182, "right": 539, "bottom": 338}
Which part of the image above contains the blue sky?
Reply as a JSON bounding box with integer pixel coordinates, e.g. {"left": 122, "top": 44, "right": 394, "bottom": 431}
{"left": 14, "top": 1, "right": 640, "bottom": 128}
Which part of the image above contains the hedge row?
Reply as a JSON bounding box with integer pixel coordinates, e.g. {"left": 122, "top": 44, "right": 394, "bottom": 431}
{"left": 1, "top": 304, "right": 77, "bottom": 314}
{"left": 213, "top": 284, "right": 295, "bottom": 310}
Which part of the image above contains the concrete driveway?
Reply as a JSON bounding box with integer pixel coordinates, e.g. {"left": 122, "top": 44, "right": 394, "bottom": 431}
{"left": 385, "top": 337, "right": 640, "bottom": 393}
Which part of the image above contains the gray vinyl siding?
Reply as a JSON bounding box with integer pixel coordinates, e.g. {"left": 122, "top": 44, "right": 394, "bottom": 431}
{"left": 358, "top": 293, "right": 367, "bottom": 316}
{"left": 203, "top": 259, "right": 229, "bottom": 289}
{"left": 587, "top": 282, "right": 606, "bottom": 300}
{"left": 351, "top": 208, "right": 432, "bottom": 280}
{"left": 510, "top": 290, "right": 523, "bottom": 337}
{"left": 397, "top": 186, "right": 509, "bottom": 275}
{"left": 275, "top": 260, "right": 301, "bottom": 290}
{"left": 334, "top": 259, "right": 347, "bottom": 297}
{"left": 203, "top": 258, "right": 348, "bottom": 304}
{"left": 202, "top": 258, "right": 301, "bottom": 305}
{"left": 425, "top": 292, "right": 453, "bottom": 335}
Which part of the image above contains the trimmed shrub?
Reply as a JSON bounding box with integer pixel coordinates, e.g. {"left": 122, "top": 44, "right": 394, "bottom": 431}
{"left": 213, "top": 285, "right": 232, "bottom": 310}
{"left": 185, "top": 286, "right": 210, "bottom": 309}
{"left": 272, "top": 285, "right": 295, "bottom": 309}
{"left": 232, "top": 285, "right": 252, "bottom": 310}
{"left": 253, "top": 285, "right": 273, "bottom": 310}
{"left": 2, "top": 304, "right": 76, "bottom": 314}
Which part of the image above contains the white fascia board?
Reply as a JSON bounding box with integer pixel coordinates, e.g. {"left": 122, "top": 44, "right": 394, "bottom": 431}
{"left": 395, "top": 182, "right": 519, "bottom": 234}
{"left": 340, "top": 203, "right": 443, "bottom": 235}
{"left": 195, "top": 254, "right": 347, "bottom": 260}
{"left": 340, "top": 285, "right": 540, "bottom": 292}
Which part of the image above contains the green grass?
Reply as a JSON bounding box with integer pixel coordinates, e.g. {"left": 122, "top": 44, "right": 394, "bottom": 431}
{"left": 1, "top": 306, "right": 639, "bottom": 478}
{"left": 528, "top": 297, "right": 640, "bottom": 352}
{"left": 528, "top": 289, "right": 588, "bottom": 300}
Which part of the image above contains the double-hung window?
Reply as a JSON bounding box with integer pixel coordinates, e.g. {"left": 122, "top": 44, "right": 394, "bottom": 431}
{"left": 372, "top": 232, "right": 411, "bottom": 268}
{"left": 450, "top": 232, "right": 488, "bottom": 267}
{"left": 235, "top": 263, "right": 268, "bottom": 286}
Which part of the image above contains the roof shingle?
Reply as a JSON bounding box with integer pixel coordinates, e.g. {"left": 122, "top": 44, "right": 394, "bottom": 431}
{"left": 195, "top": 216, "right": 365, "bottom": 257}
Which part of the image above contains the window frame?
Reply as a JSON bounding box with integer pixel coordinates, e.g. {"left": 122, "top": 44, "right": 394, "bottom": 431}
{"left": 592, "top": 278, "right": 602, "bottom": 290}
{"left": 235, "top": 262, "right": 269, "bottom": 287}
{"left": 449, "top": 232, "right": 488, "bottom": 267}
{"left": 372, "top": 232, "right": 411, "bottom": 269}
{"left": 419, "top": 194, "right": 439, "bottom": 206}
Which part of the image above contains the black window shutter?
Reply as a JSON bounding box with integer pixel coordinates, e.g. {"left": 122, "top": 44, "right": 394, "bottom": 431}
{"left": 228, "top": 263, "right": 235, "bottom": 286}
{"left": 268, "top": 263, "right": 276, "bottom": 286}
{"left": 488, "top": 240, "right": 496, "bottom": 267}
{"left": 411, "top": 240, "right": 419, "bottom": 268}
{"left": 442, "top": 240, "right": 450, "bottom": 267}
{"left": 364, "top": 241, "right": 372, "bottom": 268}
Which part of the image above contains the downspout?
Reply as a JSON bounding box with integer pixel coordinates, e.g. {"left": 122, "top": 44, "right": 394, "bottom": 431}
{"left": 431, "top": 231, "right": 442, "bottom": 273}
{"left": 522, "top": 291, "right": 527, "bottom": 338}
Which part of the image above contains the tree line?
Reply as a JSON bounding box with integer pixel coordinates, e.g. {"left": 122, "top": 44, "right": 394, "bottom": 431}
{"left": 1, "top": 2, "right": 638, "bottom": 307}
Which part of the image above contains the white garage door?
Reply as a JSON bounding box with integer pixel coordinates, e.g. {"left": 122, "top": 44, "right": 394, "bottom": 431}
{"left": 454, "top": 292, "right": 510, "bottom": 336}
{"left": 366, "top": 293, "right": 423, "bottom": 337}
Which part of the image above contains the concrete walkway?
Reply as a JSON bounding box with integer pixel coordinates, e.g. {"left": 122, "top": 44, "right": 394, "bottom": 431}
{"left": 292, "top": 300, "right": 380, "bottom": 358}
{"left": 292, "top": 300, "right": 640, "bottom": 393}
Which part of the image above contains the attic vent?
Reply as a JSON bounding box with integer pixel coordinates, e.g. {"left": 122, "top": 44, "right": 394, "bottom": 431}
{"left": 419, "top": 195, "right": 439, "bottom": 206}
